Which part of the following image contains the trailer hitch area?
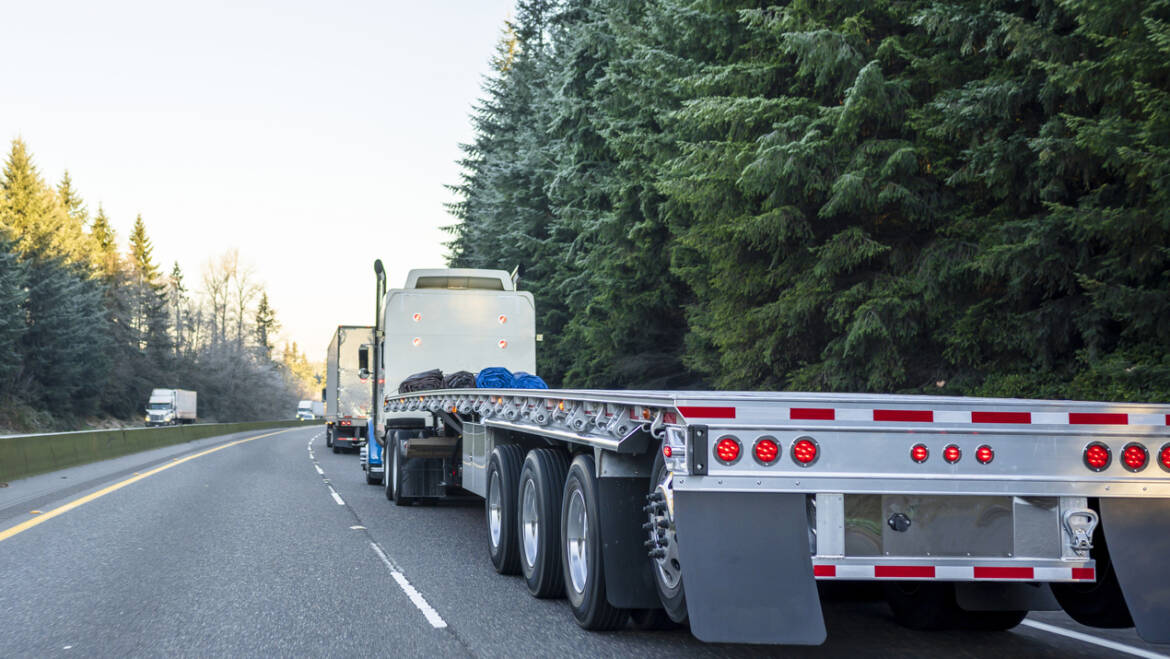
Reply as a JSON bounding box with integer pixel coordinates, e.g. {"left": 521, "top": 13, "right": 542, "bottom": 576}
{"left": 1062, "top": 508, "right": 1099, "bottom": 551}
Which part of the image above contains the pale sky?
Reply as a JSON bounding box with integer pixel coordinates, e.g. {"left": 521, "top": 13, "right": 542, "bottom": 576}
{"left": 0, "top": 0, "right": 514, "bottom": 361}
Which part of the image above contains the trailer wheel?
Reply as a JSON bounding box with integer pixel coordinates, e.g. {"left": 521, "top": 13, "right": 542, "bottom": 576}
{"left": 562, "top": 453, "right": 629, "bottom": 630}
{"left": 1051, "top": 524, "right": 1134, "bottom": 628}
{"left": 628, "top": 608, "right": 681, "bottom": 630}
{"left": 519, "top": 448, "right": 570, "bottom": 598}
{"left": 957, "top": 609, "right": 1028, "bottom": 631}
{"left": 384, "top": 437, "right": 396, "bottom": 502}
{"left": 392, "top": 432, "right": 414, "bottom": 507}
{"left": 883, "top": 582, "right": 959, "bottom": 630}
{"left": 647, "top": 449, "right": 688, "bottom": 624}
{"left": 486, "top": 444, "right": 524, "bottom": 575}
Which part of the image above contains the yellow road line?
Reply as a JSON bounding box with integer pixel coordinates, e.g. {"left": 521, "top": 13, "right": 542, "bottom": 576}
{"left": 0, "top": 428, "right": 296, "bottom": 543}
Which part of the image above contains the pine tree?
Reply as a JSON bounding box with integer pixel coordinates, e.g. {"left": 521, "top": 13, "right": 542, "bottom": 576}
{"left": 127, "top": 215, "right": 171, "bottom": 357}
{"left": 0, "top": 229, "right": 27, "bottom": 395}
{"left": 254, "top": 290, "right": 278, "bottom": 358}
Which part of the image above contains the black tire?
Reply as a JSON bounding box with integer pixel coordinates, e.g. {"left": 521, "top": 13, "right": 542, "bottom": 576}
{"left": 326, "top": 428, "right": 333, "bottom": 448}
{"left": 486, "top": 444, "right": 524, "bottom": 574}
{"left": 1051, "top": 523, "right": 1134, "bottom": 628}
{"left": 561, "top": 454, "right": 629, "bottom": 631}
{"left": 647, "top": 448, "right": 688, "bottom": 624}
{"left": 628, "top": 608, "right": 681, "bottom": 631}
{"left": 957, "top": 609, "right": 1028, "bottom": 631}
{"left": 365, "top": 459, "right": 381, "bottom": 485}
{"left": 384, "top": 438, "right": 396, "bottom": 501}
{"left": 332, "top": 445, "right": 340, "bottom": 454}
{"left": 883, "top": 581, "right": 959, "bottom": 631}
{"left": 392, "top": 431, "right": 414, "bottom": 507}
{"left": 518, "top": 448, "right": 571, "bottom": 598}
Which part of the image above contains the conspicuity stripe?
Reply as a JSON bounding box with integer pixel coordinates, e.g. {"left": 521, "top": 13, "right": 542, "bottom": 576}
{"left": 0, "top": 428, "right": 293, "bottom": 543}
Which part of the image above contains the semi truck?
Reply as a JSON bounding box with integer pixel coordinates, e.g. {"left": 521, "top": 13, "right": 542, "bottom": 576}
{"left": 144, "top": 388, "right": 197, "bottom": 426}
{"left": 325, "top": 325, "right": 374, "bottom": 454}
{"left": 368, "top": 263, "right": 1170, "bottom": 647}
{"left": 296, "top": 400, "right": 324, "bottom": 420}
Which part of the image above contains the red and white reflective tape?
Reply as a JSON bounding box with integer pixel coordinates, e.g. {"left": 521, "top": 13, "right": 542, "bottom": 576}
{"left": 675, "top": 406, "right": 1170, "bottom": 426}
{"left": 812, "top": 564, "right": 1095, "bottom": 582}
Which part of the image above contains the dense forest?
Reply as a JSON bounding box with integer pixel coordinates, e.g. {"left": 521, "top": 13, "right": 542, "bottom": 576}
{"left": 0, "top": 138, "right": 312, "bottom": 431}
{"left": 447, "top": 0, "right": 1170, "bottom": 401}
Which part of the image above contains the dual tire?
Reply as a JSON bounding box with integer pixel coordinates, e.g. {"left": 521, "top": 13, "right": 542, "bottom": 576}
{"left": 384, "top": 431, "right": 417, "bottom": 506}
{"left": 482, "top": 449, "right": 628, "bottom": 630}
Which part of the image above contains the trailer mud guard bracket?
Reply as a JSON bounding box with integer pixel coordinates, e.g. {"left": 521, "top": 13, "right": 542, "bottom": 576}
{"left": 598, "top": 477, "right": 660, "bottom": 609}
{"left": 673, "top": 490, "right": 826, "bottom": 645}
{"left": 1099, "top": 497, "right": 1170, "bottom": 643}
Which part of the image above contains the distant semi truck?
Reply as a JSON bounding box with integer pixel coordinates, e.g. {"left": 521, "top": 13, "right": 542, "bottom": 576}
{"left": 145, "top": 388, "right": 197, "bottom": 426}
{"left": 325, "top": 325, "right": 374, "bottom": 453}
{"left": 296, "top": 400, "right": 325, "bottom": 420}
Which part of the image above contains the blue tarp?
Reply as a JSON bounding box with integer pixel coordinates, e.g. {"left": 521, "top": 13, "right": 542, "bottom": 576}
{"left": 476, "top": 367, "right": 514, "bottom": 389}
{"left": 513, "top": 371, "right": 549, "bottom": 389}
{"left": 474, "top": 367, "right": 549, "bottom": 389}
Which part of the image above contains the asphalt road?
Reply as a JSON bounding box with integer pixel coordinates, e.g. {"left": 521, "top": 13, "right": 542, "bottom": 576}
{"left": 1, "top": 426, "right": 1166, "bottom": 658}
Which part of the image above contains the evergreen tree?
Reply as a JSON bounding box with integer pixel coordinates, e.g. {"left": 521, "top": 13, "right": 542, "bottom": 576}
{"left": 127, "top": 215, "right": 171, "bottom": 357}
{"left": 0, "top": 229, "right": 27, "bottom": 395}
{"left": 254, "top": 290, "right": 278, "bottom": 358}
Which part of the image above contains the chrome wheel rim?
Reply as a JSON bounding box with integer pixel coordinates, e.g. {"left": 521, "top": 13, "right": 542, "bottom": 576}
{"left": 566, "top": 488, "right": 588, "bottom": 594}
{"left": 488, "top": 471, "right": 502, "bottom": 548}
{"left": 521, "top": 478, "right": 539, "bottom": 567}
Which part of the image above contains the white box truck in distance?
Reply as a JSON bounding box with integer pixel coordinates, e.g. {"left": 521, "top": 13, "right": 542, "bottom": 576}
{"left": 325, "top": 325, "right": 374, "bottom": 453}
{"left": 145, "top": 389, "right": 196, "bottom": 426}
{"left": 296, "top": 400, "right": 324, "bottom": 420}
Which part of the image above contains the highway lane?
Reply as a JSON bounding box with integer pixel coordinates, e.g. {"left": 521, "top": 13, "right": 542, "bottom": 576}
{"left": 1, "top": 425, "right": 1166, "bottom": 657}
{"left": 0, "top": 426, "right": 468, "bottom": 657}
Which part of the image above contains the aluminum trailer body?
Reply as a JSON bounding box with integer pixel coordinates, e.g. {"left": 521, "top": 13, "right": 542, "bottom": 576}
{"left": 384, "top": 387, "right": 1170, "bottom": 645}
{"left": 325, "top": 325, "right": 374, "bottom": 453}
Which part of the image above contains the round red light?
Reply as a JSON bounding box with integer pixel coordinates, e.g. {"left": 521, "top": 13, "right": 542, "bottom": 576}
{"left": 791, "top": 438, "right": 818, "bottom": 465}
{"left": 1122, "top": 443, "right": 1148, "bottom": 472}
{"left": 943, "top": 445, "right": 961, "bottom": 464}
{"left": 412, "top": 313, "right": 421, "bottom": 322}
{"left": 715, "top": 437, "right": 741, "bottom": 464}
{"left": 662, "top": 445, "right": 672, "bottom": 458}
{"left": 754, "top": 438, "right": 780, "bottom": 464}
{"left": 1084, "top": 443, "right": 1111, "bottom": 471}
{"left": 498, "top": 339, "right": 508, "bottom": 349}
{"left": 1161, "top": 444, "right": 1170, "bottom": 472}
{"left": 910, "top": 444, "right": 929, "bottom": 463}
{"left": 975, "top": 445, "right": 994, "bottom": 464}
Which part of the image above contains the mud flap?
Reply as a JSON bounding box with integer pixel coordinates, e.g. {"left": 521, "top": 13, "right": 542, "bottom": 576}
{"left": 673, "top": 490, "right": 825, "bottom": 645}
{"left": 598, "top": 477, "right": 659, "bottom": 608}
{"left": 1099, "top": 497, "right": 1170, "bottom": 643}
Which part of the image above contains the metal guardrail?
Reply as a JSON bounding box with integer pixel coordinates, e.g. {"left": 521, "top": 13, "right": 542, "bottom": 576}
{"left": 0, "top": 419, "right": 323, "bottom": 483}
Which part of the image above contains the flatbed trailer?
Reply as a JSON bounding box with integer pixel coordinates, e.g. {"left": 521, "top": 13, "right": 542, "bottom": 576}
{"left": 371, "top": 267, "right": 1170, "bottom": 646}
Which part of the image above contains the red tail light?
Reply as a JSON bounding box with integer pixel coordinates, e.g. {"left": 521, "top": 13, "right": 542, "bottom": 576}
{"left": 791, "top": 437, "right": 818, "bottom": 466}
{"left": 1084, "top": 442, "right": 1111, "bottom": 471}
{"left": 975, "top": 445, "right": 994, "bottom": 464}
{"left": 1122, "top": 443, "right": 1148, "bottom": 472}
{"left": 943, "top": 445, "right": 961, "bottom": 464}
{"left": 910, "top": 444, "right": 928, "bottom": 463}
{"left": 1160, "top": 444, "right": 1170, "bottom": 472}
{"left": 753, "top": 437, "right": 780, "bottom": 465}
{"left": 662, "top": 445, "right": 672, "bottom": 458}
{"left": 715, "top": 437, "right": 741, "bottom": 464}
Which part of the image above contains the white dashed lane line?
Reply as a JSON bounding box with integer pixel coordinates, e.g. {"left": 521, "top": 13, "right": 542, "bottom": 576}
{"left": 306, "top": 430, "right": 448, "bottom": 630}
{"left": 371, "top": 542, "right": 448, "bottom": 629}
{"left": 1019, "top": 620, "right": 1168, "bottom": 659}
